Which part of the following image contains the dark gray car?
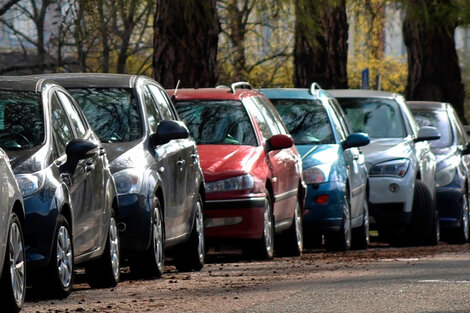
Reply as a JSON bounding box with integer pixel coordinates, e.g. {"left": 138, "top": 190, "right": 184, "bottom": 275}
{"left": 37, "top": 74, "right": 206, "bottom": 276}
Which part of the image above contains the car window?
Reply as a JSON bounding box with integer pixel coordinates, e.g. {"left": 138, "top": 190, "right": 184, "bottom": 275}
{"left": 411, "top": 109, "right": 453, "bottom": 148}
{"left": 0, "top": 90, "right": 44, "bottom": 150}
{"left": 174, "top": 100, "right": 257, "bottom": 146}
{"left": 328, "top": 98, "right": 351, "bottom": 135}
{"left": 449, "top": 110, "right": 467, "bottom": 146}
{"left": 69, "top": 88, "right": 142, "bottom": 143}
{"left": 57, "top": 91, "right": 87, "bottom": 139}
{"left": 50, "top": 92, "right": 74, "bottom": 156}
{"left": 337, "top": 98, "right": 407, "bottom": 139}
{"left": 148, "top": 85, "right": 176, "bottom": 120}
{"left": 270, "top": 98, "right": 335, "bottom": 145}
{"left": 142, "top": 86, "right": 162, "bottom": 133}
{"left": 251, "top": 97, "right": 281, "bottom": 135}
{"left": 243, "top": 98, "right": 275, "bottom": 139}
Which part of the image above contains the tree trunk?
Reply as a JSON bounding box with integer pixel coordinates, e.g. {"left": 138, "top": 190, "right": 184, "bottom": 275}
{"left": 403, "top": 2, "right": 465, "bottom": 122}
{"left": 153, "top": 0, "right": 220, "bottom": 88}
{"left": 294, "top": 0, "right": 348, "bottom": 89}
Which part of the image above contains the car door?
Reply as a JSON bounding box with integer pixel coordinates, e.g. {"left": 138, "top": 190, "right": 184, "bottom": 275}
{"left": 140, "top": 84, "right": 185, "bottom": 241}
{"left": 148, "top": 84, "right": 197, "bottom": 237}
{"left": 50, "top": 91, "right": 96, "bottom": 256}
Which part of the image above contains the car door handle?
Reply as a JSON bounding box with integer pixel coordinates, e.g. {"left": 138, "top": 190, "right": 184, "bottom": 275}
{"left": 85, "top": 161, "right": 95, "bottom": 172}
{"left": 191, "top": 153, "right": 198, "bottom": 163}
{"left": 177, "top": 160, "right": 186, "bottom": 167}
{"left": 99, "top": 147, "right": 106, "bottom": 156}
{"left": 353, "top": 154, "right": 359, "bottom": 160}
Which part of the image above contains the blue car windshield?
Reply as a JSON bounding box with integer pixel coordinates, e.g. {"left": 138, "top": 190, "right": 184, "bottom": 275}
{"left": 411, "top": 109, "right": 452, "bottom": 148}
{"left": 69, "top": 88, "right": 142, "bottom": 143}
{"left": 337, "top": 98, "right": 407, "bottom": 138}
{"left": 175, "top": 100, "right": 257, "bottom": 146}
{"left": 0, "top": 90, "right": 44, "bottom": 150}
{"left": 270, "top": 99, "right": 335, "bottom": 144}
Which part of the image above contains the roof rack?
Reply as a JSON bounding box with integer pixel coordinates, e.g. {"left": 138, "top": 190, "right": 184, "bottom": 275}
{"left": 216, "top": 85, "right": 229, "bottom": 89}
{"left": 230, "top": 81, "right": 252, "bottom": 93}
{"left": 309, "top": 82, "right": 322, "bottom": 96}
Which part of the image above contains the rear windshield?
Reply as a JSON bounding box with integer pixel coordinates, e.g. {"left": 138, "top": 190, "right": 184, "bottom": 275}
{"left": 69, "top": 88, "right": 142, "bottom": 143}
{"left": 0, "top": 90, "right": 44, "bottom": 150}
{"left": 337, "top": 97, "right": 407, "bottom": 138}
{"left": 174, "top": 100, "right": 257, "bottom": 146}
{"left": 411, "top": 109, "right": 452, "bottom": 148}
{"left": 270, "top": 99, "right": 335, "bottom": 144}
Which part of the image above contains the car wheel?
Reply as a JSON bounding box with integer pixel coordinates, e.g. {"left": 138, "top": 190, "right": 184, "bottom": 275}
{"left": 34, "top": 214, "right": 74, "bottom": 298}
{"left": 325, "top": 193, "right": 351, "bottom": 251}
{"left": 352, "top": 199, "right": 369, "bottom": 250}
{"left": 426, "top": 208, "right": 440, "bottom": 246}
{"left": 130, "top": 198, "right": 165, "bottom": 278}
{"left": 449, "top": 193, "right": 469, "bottom": 244}
{"left": 407, "top": 180, "right": 435, "bottom": 246}
{"left": 174, "top": 194, "right": 204, "bottom": 272}
{"left": 86, "top": 212, "right": 120, "bottom": 288}
{"left": 0, "top": 213, "right": 25, "bottom": 312}
{"left": 276, "top": 195, "right": 303, "bottom": 256}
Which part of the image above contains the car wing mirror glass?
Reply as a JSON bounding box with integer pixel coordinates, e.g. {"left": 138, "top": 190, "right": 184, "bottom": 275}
{"left": 415, "top": 126, "right": 440, "bottom": 142}
{"left": 61, "top": 139, "right": 98, "bottom": 174}
{"left": 266, "top": 134, "right": 294, "bottom": 152}
{"left": 149, "top": 120, "right": 189, "bottom": 147}
{"left": 343, "top": 133, "right": 370, "bottom": 150}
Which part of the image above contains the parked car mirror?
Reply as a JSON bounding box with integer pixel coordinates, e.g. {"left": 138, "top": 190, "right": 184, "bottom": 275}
{"left": 149, "top": 120, "right": 189, "bottom": 146}
{"left": 61, "top": 139, "right": 98, "bottom": 174}
{"left": 462, "top": 142, "right": 470, "bottom": 155}
{"left": 343, "top": 133, "right": 370, "bottom": 150}
{"left": 266, "top": 134, "right": 294, "bottom": 152}
{"left": 414, "top": 126, "right": 441, "bottom": 142}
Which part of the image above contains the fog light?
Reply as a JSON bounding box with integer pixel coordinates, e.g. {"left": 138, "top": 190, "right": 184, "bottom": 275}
{"left": 389, "top": 183, "right": 400, "bottom": 193}
{"left": 316, "top": 195, "right": 329, "bottom": 204}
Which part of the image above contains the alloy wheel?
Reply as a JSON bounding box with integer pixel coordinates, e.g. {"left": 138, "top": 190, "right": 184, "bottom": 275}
{"left": 8, "top": 221, "right": 25, "bottom": 306}
{"left": 56, "top": 226, "right": 73, "bottom": 289}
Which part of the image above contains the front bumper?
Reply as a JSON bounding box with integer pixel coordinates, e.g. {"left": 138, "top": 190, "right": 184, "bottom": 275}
{"left": 204, "top": 196, "right": 266, "bottom": 240}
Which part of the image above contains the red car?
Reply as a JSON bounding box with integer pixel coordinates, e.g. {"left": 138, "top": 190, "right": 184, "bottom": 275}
{"left": 168, "top": 82, "right": 305, "bottom": 259}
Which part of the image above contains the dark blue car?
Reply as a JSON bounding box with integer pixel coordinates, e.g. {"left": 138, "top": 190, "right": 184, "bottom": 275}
{"left": 262, "top": 84, "right": 370, "bottom": 251}
{"left": 409, "top": 101, "right": 470, "bottom": 243}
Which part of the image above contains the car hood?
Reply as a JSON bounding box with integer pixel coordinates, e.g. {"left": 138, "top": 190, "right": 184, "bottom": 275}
{"left": 197, "top": 145, "right": 261, "bottom": 182}
{"left": 7, "top": 145, "right": 51, "bottom": 174}
{"left": 297, "top": 144, "right": 340, "bottom": 168}
{"left": 104, "top": 140, "right": 148, "bottom": 173}
{"left": 360, "top": 138, "right": 412, "bottom": 166}
{"left": 431, "top": 146, "right": 461, "bottom": 170}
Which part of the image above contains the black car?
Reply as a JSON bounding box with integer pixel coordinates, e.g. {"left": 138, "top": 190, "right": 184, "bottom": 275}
{"left": 0, "top": 77, "right": 120, "bottom": 298}
{"left": 38, "top": 74, "right": 206, "bottom": 276}
{"left": 409, "top": 101, "right": 470, "bottom": 243}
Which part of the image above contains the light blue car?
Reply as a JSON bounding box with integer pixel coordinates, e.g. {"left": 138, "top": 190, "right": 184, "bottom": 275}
{"left": 261, "top": 84, "right": 370, "bottom": 251}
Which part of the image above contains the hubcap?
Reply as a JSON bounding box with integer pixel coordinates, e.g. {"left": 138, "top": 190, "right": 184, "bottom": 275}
{"left": 263, "top": 198, "right": 273, "bottom": 256}
{"left": 8, "top": 222, "right": 25, "bottom": 306}
{"left": 463, "top": 197, "right": 469, "bottom": 241}
{"left": 364, "top": 203, "right": 370, "bottom": 245}
{"left": 153, "top": 207, "right": 163, "bottom": 270}
{"left": 294, "top": 201, "right": 303, "bottom": 252}
{"left": 344, "top": 201, "right": 351, "bottom": 248}
{"left": 56, "top": 226, "right": 73, "bottom": 288}
{"left": 109, "top": 217, "right": 120, "bottom": 280}
{"left": 195, "top": 201, "right": 204, "bottom": 263}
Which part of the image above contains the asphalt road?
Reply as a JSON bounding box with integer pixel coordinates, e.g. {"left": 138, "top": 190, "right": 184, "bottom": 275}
{"left": 23, "top": 243, "right": 470, "bottom": 313}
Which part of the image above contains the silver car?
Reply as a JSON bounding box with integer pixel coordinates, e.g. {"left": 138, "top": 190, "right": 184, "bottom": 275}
{"left": 0, "top": 148, "right": 25, "bottom": 312}
{"left": 329, "top": 90, "right": 440, "bottom": 246}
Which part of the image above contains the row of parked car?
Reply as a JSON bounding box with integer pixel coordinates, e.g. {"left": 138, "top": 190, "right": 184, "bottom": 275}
{"left": 0, "top": 74, "right": 468, "bottom": 312}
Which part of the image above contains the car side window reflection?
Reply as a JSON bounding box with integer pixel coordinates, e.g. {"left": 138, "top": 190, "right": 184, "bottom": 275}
{"left": 148, "top": 85, "right": 176, "bottom": 120}
{"left": 57, "top": 91, "right": 88, "bottom": 139}
{"left": 142, "top": 86, "right": 162, "bottom": 133}
{"left": 51, "top": 92, "right": 74, "bottom": 156}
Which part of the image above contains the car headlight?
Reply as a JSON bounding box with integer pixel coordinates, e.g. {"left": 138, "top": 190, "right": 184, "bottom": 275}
{"left": 369, "top": 159, "right": 410, "bottom": 177}
{"left": 303, "top": 164, "right": 331, "bottom": 184}
{"left": 16, "top": 172, "right": 45, "bottom": 197}
{"left": 435, "top": 165, "right": 456, "bottom": 187}
{"left": 113, "top": 168, "right": 144, "bottom": 195}
{"left": 206, "top": 174, "right": 254, "bottom": 193}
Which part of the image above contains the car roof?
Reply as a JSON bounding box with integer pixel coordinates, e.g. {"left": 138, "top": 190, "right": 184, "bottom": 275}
{"left": 168, "top": 86, "right": 263, "bottom": 101}
{"left": 407, "top": 101, "right": 448, "bottom": 111}
{"left": 328, "top": 89, "right": 399, "bottom": 99}
{"left": 30, "top": 73, "right": 141, "bottom": 88}
{"left": 0, "top": 76, "right": 51, "bottom": 92}
{"left": 260, "top": 88, "right": 328, "bottom": 100}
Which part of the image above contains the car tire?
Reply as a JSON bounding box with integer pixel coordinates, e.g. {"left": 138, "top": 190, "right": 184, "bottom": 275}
{"left": 174, "top": 194, "right": 204, "bottom": 272}
{"left": 130, "top": 198, "right": 165, "bottom": 278}
{"left": 86, "top": 212, "right": 120, "bottom": 288}
{"left": 352, "top": 199, "right": 370, "bottom": 250}
{"left": 0, "top": 213, "right": 25, "bottom": 313}
{"left": 408, "top": 180, "right": 435, "bottom": 246}
{"left": 449, "top": 193, "right": 469, "bottom": 244}
{"left": 34, "top": 214, "right": 74, "bottom": 298}
{"left": 276, "top": 195, "right": 303, "bottom": 256}
{"left": 426, "top": 208, "right": 440, "bottom": 246}
{"left": 325, "top": 193, "right": 351, "bottom": 251}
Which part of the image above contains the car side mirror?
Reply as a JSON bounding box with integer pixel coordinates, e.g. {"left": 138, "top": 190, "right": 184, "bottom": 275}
{"left": 342, "top": 133, "right": 370, "bottom": 150}
{"left": 149, "top": 120, "right": 189, "bottom": 146}
{"left": 414, "top": 126, "right": 441, "bottom": 142}
{"left": 61, "top": 139, "right": 98, "bottom": 174}
{"left": 462, "top": 142, "right": 470, "bottom": 155}
{"left": 266, "top": 134, "right": 294, "bottom": 152}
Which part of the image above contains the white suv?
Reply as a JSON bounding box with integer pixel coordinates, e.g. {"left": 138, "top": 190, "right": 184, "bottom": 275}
{"left": 329, "top": 90, "right": 440, "bottom": 246}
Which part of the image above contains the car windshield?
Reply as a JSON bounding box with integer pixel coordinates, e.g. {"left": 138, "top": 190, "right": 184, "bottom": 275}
{"left": 337, "top": 98, "right": 407, "bottom": 138}
{"left": 175, "top": 100, "right": 257, "bottom": 145}
{"left": 411, "top": 109, "right": 452, "bottom": 148}
{"left": 270, "top": 99, "right": 335, "bottom": 144}
{"left": 0, "top": 90, "right": 44, "bottom": 150}
{"left": 68, "top": 88, "right": 142, "bottom": 143}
